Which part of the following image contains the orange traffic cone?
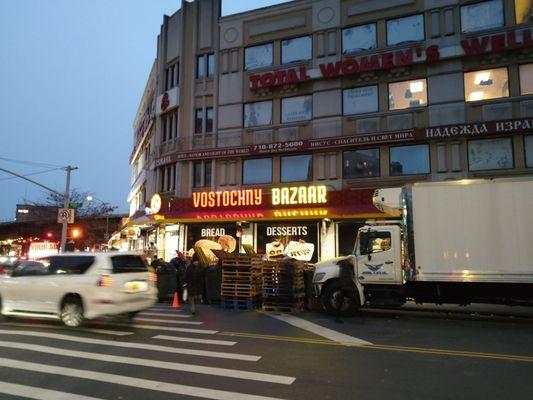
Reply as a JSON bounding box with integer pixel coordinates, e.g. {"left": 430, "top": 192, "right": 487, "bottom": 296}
{"left": 172, "top": 292, "right": 180, "bottom": 308}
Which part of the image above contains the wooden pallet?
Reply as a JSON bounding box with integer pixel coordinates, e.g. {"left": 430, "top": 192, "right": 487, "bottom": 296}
{"left": 261, "top": 303, "right": 303, "bottom": 313}
{"left": 221, "top": 299, "right": 261, "bottom": 310}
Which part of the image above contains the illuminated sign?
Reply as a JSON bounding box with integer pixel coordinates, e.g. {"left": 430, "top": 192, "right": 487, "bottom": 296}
{"left": 201, "top": 228, "right": 225, "bottom": 237}
{"left": 193, "top": 189, "right": 263, "bottom": 208}
{"left": 271, "top": 185, "right": 327, "bottom": 206}
{"left": 150, "top": 193, "right": 162, "bottom": 214}
{"left": 266, "top": 226, "right": 308, "bottom": 236}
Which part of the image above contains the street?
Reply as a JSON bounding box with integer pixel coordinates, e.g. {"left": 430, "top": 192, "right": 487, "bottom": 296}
{"left": 0, "top": 303, "right": 532, "bottom": 400}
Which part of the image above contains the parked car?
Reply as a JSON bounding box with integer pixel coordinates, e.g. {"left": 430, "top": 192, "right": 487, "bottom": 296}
{"left": 0, "top": 252, "right": 157, "bottom": 327}
{"left": 0, "top": 257, "right": 19, "bottom": 276}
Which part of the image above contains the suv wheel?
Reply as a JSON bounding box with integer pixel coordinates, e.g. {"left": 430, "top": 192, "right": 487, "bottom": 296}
{"left": 60, "top": 297, "right": 84, "bottom": 327}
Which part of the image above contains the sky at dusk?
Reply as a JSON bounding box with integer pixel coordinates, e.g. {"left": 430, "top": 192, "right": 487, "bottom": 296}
{"left": 0, "top": 0, "right": 290, "bottom": 221}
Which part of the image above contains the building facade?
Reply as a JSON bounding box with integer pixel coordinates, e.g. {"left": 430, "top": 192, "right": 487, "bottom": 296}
{"left": 126, "top": 0, "right": 533, "bottom": 262}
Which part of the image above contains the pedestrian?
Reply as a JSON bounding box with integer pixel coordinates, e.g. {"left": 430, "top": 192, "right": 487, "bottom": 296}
{"left": 183, "top": 252, "right": 203, "bottom": 315}
{"left": 335, "top": 258, "right": 357, "bottom": 323}
{"left": 169, "top": 250, "right": 188, "bottom": 301}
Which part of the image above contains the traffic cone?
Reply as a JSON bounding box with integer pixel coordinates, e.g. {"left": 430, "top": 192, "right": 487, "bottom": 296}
{"left": 172, "top": 292, "right": 180, "bottom": 308}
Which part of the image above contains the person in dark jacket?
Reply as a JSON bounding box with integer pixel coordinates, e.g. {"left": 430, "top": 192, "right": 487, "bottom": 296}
{"left": 169, "top": 251, "right": 187, "bottom": 301}
{"left": 183, "top": 253, "right": 203, "bottom": 315}
{"left": 335, "top": 258, "right": 357, "bottom": 323}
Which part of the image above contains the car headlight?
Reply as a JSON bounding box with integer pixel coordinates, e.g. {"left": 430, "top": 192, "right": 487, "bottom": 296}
{"left": 313, "top": 272, "right": 326, "bottom": 282}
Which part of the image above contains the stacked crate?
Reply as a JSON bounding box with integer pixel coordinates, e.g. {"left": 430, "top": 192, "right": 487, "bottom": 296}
{"left": 220, "top": 254, "right": 262, "bottom": 310}
{"left": 261, "top": 259, "right": 306, "bottom": 312}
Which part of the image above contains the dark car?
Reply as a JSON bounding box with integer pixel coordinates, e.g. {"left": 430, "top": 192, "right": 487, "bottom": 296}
{"left": 0, "top": 257, "right": 20, "bottom": 276}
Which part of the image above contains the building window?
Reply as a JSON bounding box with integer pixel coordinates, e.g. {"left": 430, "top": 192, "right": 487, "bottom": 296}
{"left": 390, "top": 144, "right": 430, "bottom": 176}
{"left": 205, "top": 161, "right": 212, "bottom": 186}
{"left": 161, "top": 110, "right": 177, "bottom": 143}
{"left": 464, "top": 67, "right": 509, "bottom": 102}
{"left": 243, "top": 158, "right": 272, "bottom": 184}
{"left": 388, "top": 79, "right": 427, "bottom": 110}
{"left": 165, "top": 62, "right": 179, "bottom": 90}
{"left": 281, "top": 36, "right": 312, "bottom": 64}
{"left": 468, "top": 138, "right": 514, "bottom": 171}
{"left": 343, "top": 85, "right": 379, "bottom": 115}
{"left": 193, "top": 161, "right": 202, "bottom": 188}
{"left": 525, "top": 136, "right": 533, "bottom": 168}
{"left": 519, "top": 63, "right": 533, "bottom": 95}
{"left": 244, "top": 100, "right": 273, "bottom": 128}
{"left": 196, "top": 53, "right": 214, "bottom": 79}
{"left": 342, "top": 23, "right": 377, "bottom": 54}
{"left": 343, "top": 148, "right": 380, "bottom": 178}
{"left": 386, "top": 14, "right": 424, "bottom": 46}
{"left": 196, "top": 55, "right": 206, "bottom": 79}
{"left": 195, "top": 108, "right": 203, "bottom": 134}
{"left": 461, "top": 0, "right": 504, "bottom": 33}
{"left": 159, "top": 165, "right": 175, "bottom": 192}
{"left": 281, "top": 95, "right": 312, "bottom": 123}
{"left": 207, "top": 54, "right": 215, "bottom": 77}
{"left": 515, "top": 0, "right": 533, "bottom": 24}
{"left": 205, "top": 107, "right": 213, "bottom": 133}
{"left": 281, "top": 155, "right": 312, "bottom": 182}
{"left": 244, "top": 43, "right": 273, "bottom": 70}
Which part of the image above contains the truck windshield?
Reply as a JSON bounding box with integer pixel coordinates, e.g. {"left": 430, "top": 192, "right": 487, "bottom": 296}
{"left": 359, "top": 231, "right": 391, "bottom": 255}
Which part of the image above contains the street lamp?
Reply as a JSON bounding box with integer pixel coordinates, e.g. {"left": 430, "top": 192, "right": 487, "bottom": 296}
{"left": 86, "top": 195, "right": 110, "bottom": 242}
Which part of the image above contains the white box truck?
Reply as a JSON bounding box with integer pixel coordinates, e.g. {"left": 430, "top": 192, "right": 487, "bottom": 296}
{"left": 313, "top": 177, "right": 533, "bottom": 315}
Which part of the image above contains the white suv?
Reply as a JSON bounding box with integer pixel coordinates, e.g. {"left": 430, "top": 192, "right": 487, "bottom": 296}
{"left": 0, "top": 252, "right": 157, "bottom": 327}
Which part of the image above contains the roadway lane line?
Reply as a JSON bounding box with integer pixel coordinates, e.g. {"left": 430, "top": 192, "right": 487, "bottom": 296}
{"left": 0, "top": 381, "right": 104, "bottom": 400}
{"left": 0, "top": 358, "right": 290, "bottom": 400}
{"left": 0, "top": 341, "right": 293, "bottom": 384}
{"left": 0, "top": 330, "right": 259, "bottom": 361}
{"left": 264, "top": 313, "right": 372, "bottom": 345}
{"left": 89, "top": 321, "right": 218, "bottom": 335}
{"left": 133, "top": 317, "right": 203, "bottom": 325}
{"left": 152, "top": 334, "right": 236, "bottom": 346}
{"left": 1, "top": 322, "right": 133, "bottom": 336}
{"left": 138, "top": 312, "right": 191, "bottom": 318}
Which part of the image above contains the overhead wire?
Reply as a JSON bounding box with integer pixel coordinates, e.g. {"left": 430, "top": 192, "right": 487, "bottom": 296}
{"left": 0, "top": 167, "right": 63, "bottom": 182}
{"left": 0, "top": 156, "right": 65, "bottom": 169}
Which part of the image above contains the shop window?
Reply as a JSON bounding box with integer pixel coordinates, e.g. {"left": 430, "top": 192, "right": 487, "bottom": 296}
{"left": 468, "top": 138, "right": 514, "bottom": 171}
{"left": 281, "top": 95, "right": 312, "bottom": 123}
{"left": 207, "top": 53, "right": 215, "bottom": 78}
{"left": 519, "top": 63, "right": 533, "bottom": 95}
{"left": 343, "top": 85, "right": 379, "bottom": 115}
{"left": 281, "top": 155, "right": 312, "bottom": 182}
{"left": 343, "top": 148, "right": 380, "bottom": 178}
{"left": 515, "top": 0, "right": 533, "bottom": 24}
{"left": 337, "top": 222, "right": 365, "bottom": 256}
{"left": 390, "top": 144, "right": 430, "bottom": 176}
{"left": 388, "top": 79, "right": 427, "bottom": 110}
{"left": 256, "top": 222, "right": 319, "bottom": 262}
{"left": 243, "top": 158, "right": 272, "bottom": 185}
{"left": 206, "top": 107, "right": 213, "bottom": 133}
{"left": 281, "top": 36, "right": 312, "bottom": 64}
{"left": 464, "top": 67, "right": 509, "bottom": 102}
{"left": 386, "top": 14, "right": 424, "bottom": 46}
{"left": 342, "top": 23, "right": 377, "bottom": 54}
{"left": 525, "top": 136, "right": 533, "bottom": 168}
{"left": 461, "top": 0, "right": 504, "bottom": 33}
{"left": 195, "top": 108, "right": 203, "bottom": 134}
{"left": 245, "top": 43, "right": 273, "bottom": 71}
{"left": 244, "top": 100, "right": 273, "bottom": 128}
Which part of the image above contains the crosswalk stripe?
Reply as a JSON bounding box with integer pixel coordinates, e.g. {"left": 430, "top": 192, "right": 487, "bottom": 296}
{"left": 89, "top": 321, "right": 217, "bottom": 334}
{"left": 133, "top": 317, "right": 203, "bottom": 325}
{"left": 0, "top": 358, "right": 290, "bottom": 400}
{"left": 138, "top": 311, "right": 191, "bottom": 318}
{"left": 0, "top": 330, "right": 260, "bottom": 361}
{"left": 1, "top": 322, "right": 133, "bottom": 336}
{"left": 0, "top": 341, "right": 293, "bottom": 385}
{"left": 152, "top": 334, "right": 236, "bottom": 346}
{"left": 0, "top": 381, "right": 104, "bottom": 400}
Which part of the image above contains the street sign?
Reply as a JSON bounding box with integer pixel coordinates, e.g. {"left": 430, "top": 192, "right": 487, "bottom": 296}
{"left": 69, "top": 202, "right": 83, "bottom": 209}
{"left": 57, "top": 208, "right": 75, "bottom": 224}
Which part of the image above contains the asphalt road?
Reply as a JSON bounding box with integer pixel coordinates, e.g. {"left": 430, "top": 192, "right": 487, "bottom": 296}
{"left": 0, "top": 302, "right": 532, "bottom": 400}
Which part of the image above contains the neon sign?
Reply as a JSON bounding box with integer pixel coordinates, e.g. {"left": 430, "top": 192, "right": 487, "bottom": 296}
{"left": 271, "top": 185, "right": 327, "bottom": 206}
{"left": 193, "top": 189, "right": 263, "bottom": 208}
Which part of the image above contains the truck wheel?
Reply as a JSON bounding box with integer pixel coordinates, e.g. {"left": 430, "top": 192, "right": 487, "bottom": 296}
{"left": 60, "top": 296, "right": 84, "bottom": 328}
{"left": 323, "top": 282, "right": 360, "bottom": 317}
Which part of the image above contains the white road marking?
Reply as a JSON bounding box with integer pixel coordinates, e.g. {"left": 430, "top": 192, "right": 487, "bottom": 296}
{"left": 0, "top": 330, "right": 259, "bottom": 361}
{"left": 133, "top": 317, "right": 203, "bottom": 325}
{"left": 265, "top": 313, "right": 373, "bottom": 345}
{"left": 0, "top": 381, "right": 104, "bottom": 400}
{"left": 1, "top": 322, "right": 133, "bottom": 336}
{"left": 152, "top": 334, "right": 236, "bottom": 346}
{"left": 0, "top": 358, "right": 290, "bottom": 400}
{"left": 0, "top": 341, "right": 292, "bottom": 385}
{"left": 90, "top": 321, "right": 217, "bottom": 335}
{"left": 150, "top": 305, "right": 183, "bottom": 310}
{"left": 138, "top": 311, "right": 191, "bottom": 318}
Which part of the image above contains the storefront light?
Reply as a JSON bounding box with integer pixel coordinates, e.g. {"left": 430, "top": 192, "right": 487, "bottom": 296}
{"left": 469, "top": 91, "right": 484, "bottom": 101}
{"left": 409, "top": 81, "right": 424, "bottom": 93}
{"left": 474, "top": 72, "right": 491, "bottom": 85}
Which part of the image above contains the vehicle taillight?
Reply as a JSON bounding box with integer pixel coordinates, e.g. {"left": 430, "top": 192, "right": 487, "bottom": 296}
{"left": 149, "top": 272, "right": 158, "bottom": 282}
{"left": 97, "top": 275, "right": 113, "bottom": 287}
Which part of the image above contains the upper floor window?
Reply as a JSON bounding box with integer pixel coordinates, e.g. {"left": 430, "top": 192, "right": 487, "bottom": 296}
{"left": 342, "top": 23, "right": 377, "bottom": 54}
{"left": 387, "top": 14, "right": 424, "bottom": 46}
{"left": 281, "top": 155, "right": 312, "bottom": 182}
{"left": 343, "top": 148, "right": 380, "bottom": 178}
{"left": 461, "top": 0, "right": 504, "bottom": 33}
{"left": 464, "top": 67, "right": 509, "bottom": 102}
{"left": 245, "top": 43, "right": 273, "bottom": 70}
{"left": 193, "top": 160, "right": 212, "bottom": 188}
{"left": 207, "top": 54, "right": 215, "bottom": 77}
{"left": 390, "top": 144, "right": 430, "bottom": 176}
{"left": 519, "top": 63, "right": 533, "bottom": 95}
{"left": 243, "top": 158, "right": 272, "bottom": 185}
{"left": 515, "top": 0, "right": 533, "bottom": 24}
{"left": 195, "top": 109, "right": 203, "bottom": 134}
{"left": 281, "top": 95, "right": 312, "bottom": 123}
{"left": 165, "top": 62, "right": 179, "bottom": 91}
{"left": 161, "top": 110, "right": 177, "bottom": 143}
{"left": 196, "top": 53, "right": 214, "bottom": 79}
{"left": 244, "top": 100, "right": 273, "bottom": 128}
{"left": 343, "top": 85, "right": 379, "bottom": 115}
{"left": 159, "top": 164, "right": 176, "bottom": 192}
{"left": 468, "top": 138, "right": 514, "bottom": 171}
{"left": 525, "top": 135, "right": 533, "bottom": 168}
{"left": 281, "top": 36, "right": 312, "bottom": 64}
{"left": 206, "top": 107, "right": 213, "bottom": 133}
{"left": 388, "top": 79, "right": 427, "bottom": 110}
